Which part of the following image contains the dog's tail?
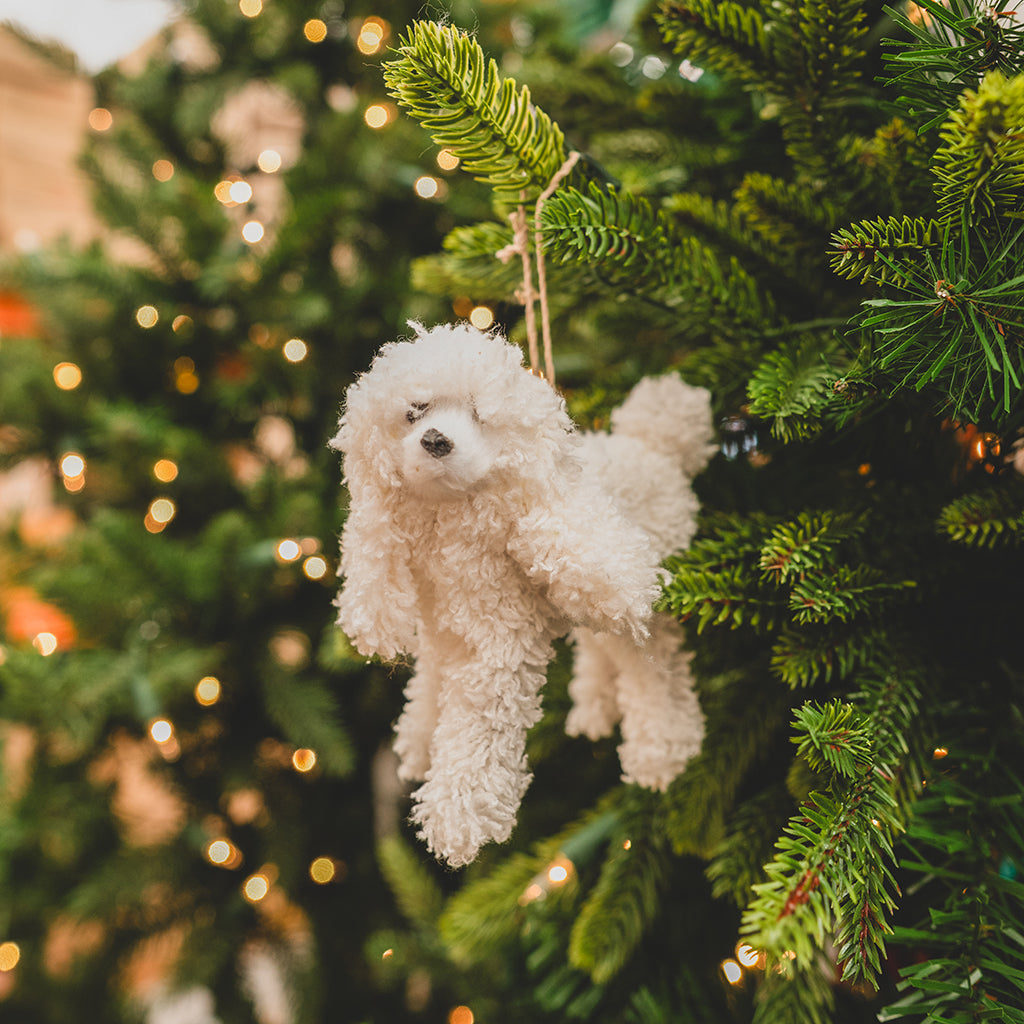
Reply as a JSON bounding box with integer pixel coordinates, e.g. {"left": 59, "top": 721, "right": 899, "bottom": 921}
{"left": 611, "top": 375, "right": 716, "bottom": 478}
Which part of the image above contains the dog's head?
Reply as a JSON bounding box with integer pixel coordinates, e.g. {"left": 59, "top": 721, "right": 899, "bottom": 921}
{"left": 333, "top": 323, "right": 575, "bottom": 503}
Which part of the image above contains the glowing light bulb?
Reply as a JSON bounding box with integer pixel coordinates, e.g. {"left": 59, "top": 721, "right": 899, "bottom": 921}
{"left": 303, "top": 556, "right": 328, "bottom": 580}
{"left": 214, "top": 180, "right": 235, "bottom": 204}
{"left": 136, "top": 305, "right": 159, "bottom": 328}
{"left": 382, "top": 948, "right": 394, "bottom": 960}
{"left": 282, "top": 338, "right": 308, "bottom": 362}
{"left": 292, "top": 748, "right": 317, "bottom": 772}
{"left": 207, "top": 839, "right": 232, "bottom": 864}
{"left": 0, "top": 942, "right": 20, "bottom": 972}
{"left": 153, "top": 459, "right": 178, "bottom": 483}
{"left": 933, "top": 746, "right": 949, "bottom": 759}
{"left": 309, "top": 857, "right": 336, "bottom": 883}
{"left": 722, "top": 959, "right": 743, "bottom": 984}
{"left": 243, "top": 873, "right": 269, "bottom": 902}
{"left": 152, "top": 159, "right": 174, "bottom": 182}
{"left": 60, "top": 453, "right": 85, "bottom": 478}
{"left": 736, "top": 943, "right": 760, "bottom": 967}
{"left": 150, "top": 719, "right": 173, "bottom": 743}
{"left": 436, "top": 148, "right": 460, "bottom": 171}
{"left": 469, "top": 306, "right": 494, "bottom": 330}
{"left": 363, "top": 104, "right": 390, "bottom": 129}
{"left": 149, "top": 498, "right": 176, "bottom": 525}
{"left": 195, "top": 676, "right": 222, "bottom": 706}
{"left": 53, "top": 362, "right": 83, "bottom": 390}
{"left": 414, "top": 176, "right": 440, "bottom": 199}
{"left": 448, "top": 1007, "right": 475, "bottom": 1024}
{"left": 277, "top": 539, "right": 301, "bottom": 562}
{"left": 239, "top": 0, "right": 262, "bottom": 15}
{"left": 547, "top": 864, "right": 569, "bottom": 884}
{"left": 88, "top": 107, "right": 113, "bottom": 131}
{"left": 242, "top": 221, "right": 265, "bottom": 243}
{"left": 357, "top": 19, "right": 387, "bottom": 54}
{"left": 622, "top": 838, "right": 632, "bottom": 850}
{"left": 257, "top": 149, "right": 282, "bottom": 173}
{"left": 229, "top": 180, "right": 253, "bottom": 203}
{"left": 33, "top": 632, "right": 58, "bottom": 656}
{"left": 303, "top": 18, "right": 327, "bottom": 42}
{"left": 172, "top": 315, "right": 193, "bottom": 334}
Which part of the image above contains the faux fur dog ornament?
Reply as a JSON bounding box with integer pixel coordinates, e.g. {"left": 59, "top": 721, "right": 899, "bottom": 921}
{"left": 332, "top": 323, "right": 715, "bottom": 867}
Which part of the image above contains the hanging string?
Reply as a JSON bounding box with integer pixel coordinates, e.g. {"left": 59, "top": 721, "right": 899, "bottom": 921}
{"left": 496, "top": 151, "right": 580, "bottom": 385}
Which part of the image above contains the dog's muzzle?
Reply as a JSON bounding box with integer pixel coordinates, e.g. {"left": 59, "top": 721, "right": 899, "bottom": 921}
{"left": 421, "top": 428, "right": 453, "bottom": 458}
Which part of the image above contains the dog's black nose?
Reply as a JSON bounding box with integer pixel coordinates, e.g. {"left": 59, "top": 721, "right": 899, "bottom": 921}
{"left": 421, "top": 428, "right": 453, "bottom": 458}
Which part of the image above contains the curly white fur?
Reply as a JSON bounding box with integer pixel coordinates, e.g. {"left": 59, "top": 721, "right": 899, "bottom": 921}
{"left": 332, "top": 323, "right": 713, "bottom": 866}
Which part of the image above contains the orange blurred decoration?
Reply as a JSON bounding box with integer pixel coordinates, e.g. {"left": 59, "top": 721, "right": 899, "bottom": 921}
{"left": 1, "top": 586, "right": 77, "bottom": 648}
{"left": 0, "top": 290, "right": 39, "bottom": 337}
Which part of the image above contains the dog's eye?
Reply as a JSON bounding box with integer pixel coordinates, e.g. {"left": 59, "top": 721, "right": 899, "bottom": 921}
{"left": 406, "top": 402, "right": 429, "bottom": 424}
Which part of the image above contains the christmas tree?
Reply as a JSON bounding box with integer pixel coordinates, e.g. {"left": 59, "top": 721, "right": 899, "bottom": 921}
{"left": 2, "top": 0, "right": 1024, "bottom": 1022}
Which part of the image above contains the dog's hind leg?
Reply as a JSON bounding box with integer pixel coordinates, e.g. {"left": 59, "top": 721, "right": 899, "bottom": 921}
{"left": 566, "top": 627, "right": 621, "bottom": 741}
{"left": 393, "top": 656, "right": 442, "bottom": 783}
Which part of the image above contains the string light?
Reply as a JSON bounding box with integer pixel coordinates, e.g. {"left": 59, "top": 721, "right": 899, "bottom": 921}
{"left": 469, "top": 306, "right": 494, "bottom": 330}
{"left": 195, "top": 676, "right": 222, "bottom": 706}
{"left": 242, "top": 221, "right": 265, "bottom": 243}
{"left": 933, "top": 746, "right": 949, "bottom": 759}
{"left": 150, "top": 719, "right": 173, "bottom": 744}
{"left": 174, "top": 356, "right": 199, "bottom": 394}
{"left": 53, "top": 362, "right": 83, "bottom": 390}
{"left": 276, "top": 539, "right": 302, "bottom": 562}
{"left": 146, "top": 498, "right": 177, "bottom": 533}
{"left": 736, "top": 943, "right": 762, "bottom": 968}
{"left": 356, "top": 17, "right": 388, "bottom": 54}
{"left": 33, "top": 632, "right": 58, "bottom": 656}
{"left": 381, "top": 948, "right": 394, "bottom": 960}
{"left": 309, "top": 857, "right": 336, "bottom": 883}
{"left": 436, "top": 148, "right": 460, "bottom": 171}
{"left": 519, "top": 854, "right": 574, "bottom": 904}
{"left": 207, "top": 838, "right": 242, "bottom": 868}
{"left": 153, "top": 459, "right": 178, "bottom": 483}
{"left": 609, "top": 41, "right": 633, "bottom": 66}
{"left": 363, "top": 104, "right": 391, "bottom": 129}
{"left": 88, "top": 107, "right": 113, "bottom": 131}
{"left": 257, "top": 149, "right": 282, "bottom": 173}
{"left": 136, "top": 305, "right": 159, "bottom": 328}
{"left": 214, "top": 180, "right": 236, "bottom": 204}
{"left": 448, "top": 1008, "right": 474, "bottom": 1024}
{"left": 414, "top": 176, "right": 442, "bottom": 199}
{"left": 303, "top": 18, "right": 327, "bottom": 42}
{"left": 229, "top": 180, "right": 253, "bottom": 203}
{"left": 152, "top": 159, "right": 174, "bottom": 182}
{"left": 243, "top": 872, "right": 270, "bottom": 902}
{"left": 172, "top": 314, "right": 193, "bottom": 334}
{"left": 0, "top": 942, "right": 20, "bottom": 972}
{"left": 303, "top": 556, "right": 328, "bottom": 580}
{"left": 282, "top": 338, "right": 308, "bottom": 362}
{"left": 60, "top": 453, "right": 85, "bottom": 478}
{"left": 721, "top": 959, "right": 743, "bottom": 984}
{"left": 292, "top": 748, "right": 317, "bottom": 773}
{"left": 239, "top": 0, "right": 262, "bottom": 15}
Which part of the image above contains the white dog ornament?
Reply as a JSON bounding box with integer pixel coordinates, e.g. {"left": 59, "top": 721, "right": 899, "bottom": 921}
{"left": 332, "top": 323, "right": 714, "bottom": 867}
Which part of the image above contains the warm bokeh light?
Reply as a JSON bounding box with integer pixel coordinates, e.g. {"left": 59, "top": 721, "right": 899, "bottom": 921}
{"left": 257, "top": 149, "right": 282, "bottom": 173}
{"left": 356, "top": 18, "right": 388, "bottom": 53}
{"left": 239, "top": 0, "right": 262, "bottom": 15}
{"left": 242, "top": 220, "right": 265, "bottom": 243}
{"left": 33, "top": 632, "right": 58, "bottom": 656}
{"left": 214, "top": 180, "right": 235, "bottom": 204}
{"left": 152, "top": 159, "right": 175, "bottom": 182}
{"left": 292, "top": 748, "right": 317, "bottom": 773}
{"left": 172, "top": 314, "right": 193, "bottom": 334}
{"left": 303, "top": 556, "right": 328, "bottom": 580}
{"left": 449, "top": 1007, "right": 474, "bottom": 1024}
{"left": 363, "top": 104, "right": 391, "bottom": 129}
{"left": 149, "top": 719, "right": 173, "bottom": 744}
{"left": 547, "top": 864, "right": 569, "bottom": 884}
{"left": 309, "top": 857, "right": 336, "bottom": 883}
{"left": 60, "top": 453, "right": 85, "bottom": 478}
{"left": 88, "top": 107, "right": 113, "bottom": 131}
{"left": 277, "top": 539, "right": 302, "bottom": 562}
{"left": 207, "top": 839, "right": 233, "bottom": 864}
{"left": 0, "top": 942, "right": 20, "bottom": 972}
{"left": 736, "top": 943, "right": 760, "bottom": 967}
{"left": 303, "top": 18, "right": 327, "bottom": 42}
{"left": 136, "top": 305, "right": 159, "bottom": 328}
{"left": 229, "top": 180, "right": 253, "bottom": 203}
{"left": 243, "top": 873, "right": 269, "bottom": 902}
{"left": 153, "top": 459, "right": 179, "bottom": 483}
{"left": 195, "top": 676, "right": 222, "bottom": 706}
{"left": 437, "top": 148, "right": 460, "bottom": 171}
{"left": 282, "top": 338, "right": 308, "bottom": 362}
{"left": 934, "top": 746, "right": 949, "bottom": 759}
{"left": 469, "top": 306, "right": 494, "bottom": 330}
{"left": 149, "top": 498, "right": 177, "bottom": 525}
{"left": 622, "top": 838, "right": 632, "bottom": 850}
{"left": 414, "top": 175, "right": 440, "bottom": 199}
{"left": 53, "top": 362, "right": 83, "bottom": 390}
{"left": 722, "top": 959, "right": 743, "bottom": 983}
{"left": 382, "top": 948, "right": 394, "bottom": 960}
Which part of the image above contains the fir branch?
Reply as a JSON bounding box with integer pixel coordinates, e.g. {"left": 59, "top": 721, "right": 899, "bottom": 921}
{"left": 788, "top": 564, "right": 916, "bottom": 624}
{"left": 747, "top": 337, "right": 843, "bottom": 441}
{"left": 752, "top": 960, "right": 836, "bottom": 1024}
{"left": 382, "top": 22, "right": 569, "bottom": 206}
{"left": 932, "top": 70, "right": 1024, "bottom": 230}
{"left": 759, "top": 510, "right": 871, "bottom": 583}
{"left": 830, "top": 215, "right": 944, "bottom": 286}
{"left": 568, "top": 837, "right": 668, "bottom": 983}
{"left": 937, "top": 480, "right": 1024, "bottom": 547}
{"left": 792, "top": 700, "right": 874, "bottom": 779}
{"left": 770, "top": 625, "right": 890, "bottom": 689}
{"left": 376, "top": 833, "right": 445, "bottom": 930}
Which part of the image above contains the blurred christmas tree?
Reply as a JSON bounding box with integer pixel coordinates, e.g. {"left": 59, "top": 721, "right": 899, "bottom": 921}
{"left": 2, "top": 0, "right": 1024, "bottom": 1022}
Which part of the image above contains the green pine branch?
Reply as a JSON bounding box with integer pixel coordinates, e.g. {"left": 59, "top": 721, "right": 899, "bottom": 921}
{"left": 382, "top": 22, "right": 570, "bottom": 207}
{"left": 758, "top": 510, "right": 871, "bottom": 584}
{"left": 937, "top": 479, "right": 1024, "bottom": 547}
{"left": 830, "top": 216, "right": 944, "bottom": 286}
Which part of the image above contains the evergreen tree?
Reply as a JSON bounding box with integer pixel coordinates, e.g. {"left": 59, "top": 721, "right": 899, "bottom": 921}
{"left": 2, "top": 0, "right": 1024, "bottom": 1022}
